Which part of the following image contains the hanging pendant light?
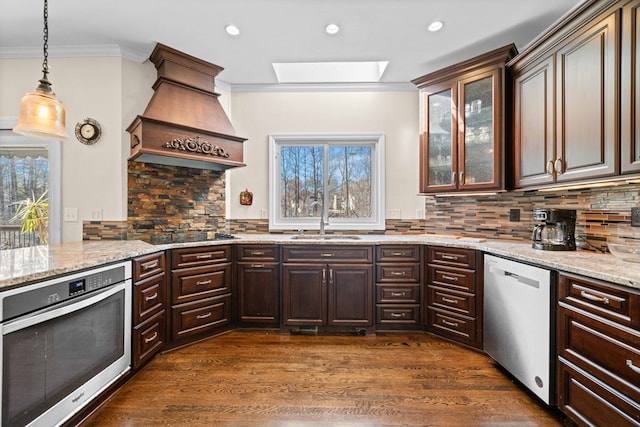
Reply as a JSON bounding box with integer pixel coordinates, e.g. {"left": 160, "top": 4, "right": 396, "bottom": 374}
{"left": 13, "top": 0, "right": 67, "bottom": 140}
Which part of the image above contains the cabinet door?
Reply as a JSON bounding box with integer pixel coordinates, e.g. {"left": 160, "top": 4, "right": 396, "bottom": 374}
{"left": 556, "top": 11, "right": 618, "bottom": 182}
{"left": 459, "top": 70, "right": 502, "bottom": 190}
{"left": 282, "top": 264, "right": 326, "bottom": 326}
{"left": 513, "top": 56, "right": 556, "bottom": 188}
{"left": 237, "top": 262, "right": 279, "bottom": 324}
{"left": 327, "top": 264, "right": 373, "bottom": 327}
{"left": 420, "top": 83, "right": 458, "bottom": 193}
{"left": 622, "top": 0, "right": 640, "bottom": 174}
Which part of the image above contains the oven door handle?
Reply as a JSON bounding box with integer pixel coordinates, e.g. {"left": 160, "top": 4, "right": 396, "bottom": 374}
{"left": 2, "top": 282, "right": 126, "bottom": 335}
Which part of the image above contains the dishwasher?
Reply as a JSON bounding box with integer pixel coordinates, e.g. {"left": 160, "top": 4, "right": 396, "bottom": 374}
{"left": 483, "top": 254, "right": 555, "bottom": 405}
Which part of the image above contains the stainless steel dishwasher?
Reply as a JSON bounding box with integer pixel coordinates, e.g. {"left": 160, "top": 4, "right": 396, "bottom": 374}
{"left": 483, "top": 254, "right": 555, "bottom": 405}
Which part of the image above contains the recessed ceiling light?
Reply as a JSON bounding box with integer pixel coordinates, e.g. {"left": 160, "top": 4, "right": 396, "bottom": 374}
{"left": 325, "top": 23, "right": 340, "bottom": 35}
{"left": 225, "top": 24, "right": 240, "bottom": 36}
{"left": 428, "top": 20, "right": 444, "bottom": 32}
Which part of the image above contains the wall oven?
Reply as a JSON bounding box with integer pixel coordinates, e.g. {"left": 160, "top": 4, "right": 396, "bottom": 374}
{"left": 0, "top": 261, "right": 131, "bottom": 427}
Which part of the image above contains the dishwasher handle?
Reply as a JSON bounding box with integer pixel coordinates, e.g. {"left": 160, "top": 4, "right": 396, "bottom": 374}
{"left": 488, "top": 263, "right": 541, "bottom": 289}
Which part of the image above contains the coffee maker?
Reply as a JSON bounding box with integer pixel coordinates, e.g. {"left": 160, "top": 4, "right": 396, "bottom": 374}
{"left": 532, "top": 208, "right": 577, "bottom": 251}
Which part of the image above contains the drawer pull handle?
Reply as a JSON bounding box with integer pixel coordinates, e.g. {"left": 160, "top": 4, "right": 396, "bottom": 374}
{"left": 390, "top": 292, "right": 406, "bottom": 297}
{"left": 391, "top": 312, "right": 406, "bottom": 318}
{"left": 321, "top": 253, "right": 335, "bottom": 257}
{"left": 250, "top": 251, "right": 265, "bottom": 255}
{"left": 626, "top": 359, "right": 640, "bottom": 374}
{"left": 441, "top": 255, "right": 458, "bottom": 261}
{"left": 580, "top": 290, "right": 610, "bottom": 305}
{"left": 391, "top": 271, "right": 406, "bottom": 276}
{"left": 441, "top": 274, "right": 458, "bottom": 282}
{"left": 252, "top": 264, "right": 264, "bottom": 268}
{"left": 442, "top": 297, "right": 458, "bottom": 304}
{"left": 196, "top": 254, "right": 213, "bottom": 260}
{"left": 144, "top": 292, "right": 158, "bottom": 302}
{"left": 144, "top": 332, "right": 158, "bottom": 344}
{"left": 442, "top": 319, "right": 459, "bottom": 327}
{"left": 141, "top": 260, "right": 159, "bottom": 270}
{"left": 391, "top": 252, "right": 405, "bottom": 256}
{"left": 196, "top": 280, "right": 212, "bottom": 286}
{"left": 196, "top": 312, "right": 212, "bottom": 320}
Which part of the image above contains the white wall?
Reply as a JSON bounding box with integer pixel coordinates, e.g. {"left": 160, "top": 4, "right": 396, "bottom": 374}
{"left": 227, "top": 90, "right": 423, "bottom": 222}
{"left": 0, "top": 56, "right": 152, "bottom": 242}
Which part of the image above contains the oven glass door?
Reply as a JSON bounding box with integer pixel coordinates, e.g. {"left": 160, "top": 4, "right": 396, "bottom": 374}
{"left": 2, "top": 284, "right": 126, "bottom": 427}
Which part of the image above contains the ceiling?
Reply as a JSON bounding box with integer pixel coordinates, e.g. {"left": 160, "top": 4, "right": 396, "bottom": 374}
{"left": 0, "top": 0, "right": 584, "bottom": 87}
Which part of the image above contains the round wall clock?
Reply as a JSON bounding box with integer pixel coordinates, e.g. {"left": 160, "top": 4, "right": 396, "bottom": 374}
{"left": 75, "top": 118, "right": 102, "bottom": 145}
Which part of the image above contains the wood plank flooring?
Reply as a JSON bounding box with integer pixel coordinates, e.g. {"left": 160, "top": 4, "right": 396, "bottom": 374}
{"left": 82, "top": 331, "right": 563, "bottom": 426}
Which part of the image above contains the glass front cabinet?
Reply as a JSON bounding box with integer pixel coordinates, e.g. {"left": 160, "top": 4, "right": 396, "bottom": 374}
{"left": 412, "top": 45, "right": 516, "bottom": 194}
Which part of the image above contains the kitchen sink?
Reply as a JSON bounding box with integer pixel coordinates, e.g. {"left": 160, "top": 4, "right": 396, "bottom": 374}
{"left": 290, "top": 234, "right": 361, "bottom": 240}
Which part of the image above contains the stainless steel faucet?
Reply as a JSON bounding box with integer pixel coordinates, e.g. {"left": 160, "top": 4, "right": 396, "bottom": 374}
{"left": 310, "top": 200, "right": 328, "bottom": 235}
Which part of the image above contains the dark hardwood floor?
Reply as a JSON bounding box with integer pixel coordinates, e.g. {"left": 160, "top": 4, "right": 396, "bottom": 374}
{"left": 83, "top": 331, "right": 563, "bottom": 426}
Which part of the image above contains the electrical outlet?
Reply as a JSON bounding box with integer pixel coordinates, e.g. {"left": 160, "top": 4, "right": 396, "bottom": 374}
{"left": 416, "top": 209, "right": 425, "bottom": 219}
{"left": 64, "top": 207, "right": 78, "bottom": 222}
{"left": 509, "top": 208, "right": 520, "bottom": 222}
{"left": 260, "top": 208, "right": 268, "bottom": 219}
{"left": 387, "top": 209, "right": 401, "bottom": 219}
{"left": 90, "top": 209, "right": 103, "bottom": 221}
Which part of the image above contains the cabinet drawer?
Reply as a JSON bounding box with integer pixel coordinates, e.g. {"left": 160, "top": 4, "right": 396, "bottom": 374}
{"left": 133, "top": 310, "right": 165, "bottom": 369}
{"left": 376, "top": 284, "right": 419, "bottom": 303}
{"left": 428, "top": 266, "right": 475, "bottom": 292}
{"left": 558, "top": 303, "right": 640, "bottom": 401}
{"left": 428, "top": 307, "right": 476, "bottom": 342}
{"left": 133, "top": 273, "right": 165, "bottom": 324}
{"left": 133, "top": 252, "right": 166, "bottom": 282}
{"left": 376, "top": 245, "right": 420, "bottom": 262}
{"left": 376, "top": 305, "right": 420, "bottom": 324}
{"left": 171, "top": 263, "right": 231, "bottom": 304}
{"left": 558, "top": 358, "right": 640, "bottom": 427}
{"left": 428, "top": 285, "right": 475, "bottom": 317}
{"left": 236, "top": 245, "right": 279, "bottom": 261}
{"left": 559, "top": 273, "right": 640, "bottom": 328}
{"left": 171, "top": 245, "right": 231, "bottom": 268}
{"left": 428, "top": 247, "right": 476, "bottom": 269}
{"left": 171, "top": 295, "right": 231, "bottom": 340}
{"left": 376, "top": 264, "right": 420, "bottom": 282}
{"left": 282, "top": 245, "right": 373, "bottom": 263}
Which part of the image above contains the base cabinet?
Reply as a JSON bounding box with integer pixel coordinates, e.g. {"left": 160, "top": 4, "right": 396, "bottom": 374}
{"left": 169, "top": 246, "right": 232, "bottom": 344}
{"left": 281, "top": 245, "right": 374, "bottom": 331}
{"left": 425, "top": 246, "right": 482, "bottom": 349}
{"left": 557, "top": 273, "right": 640, "bottom": 427}
{"left": 131, "top": 251, "right": 167, "bottom": 369}
{"left": 236, "top": 245, "right": 280, "bottom": 327}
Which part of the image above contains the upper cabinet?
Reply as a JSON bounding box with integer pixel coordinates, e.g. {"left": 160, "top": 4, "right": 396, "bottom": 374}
{"left": 412, "top": 45, "right": 516, "bottom": 194}
{"left": 511, "top": 0, "right": 640, "bottom": 189}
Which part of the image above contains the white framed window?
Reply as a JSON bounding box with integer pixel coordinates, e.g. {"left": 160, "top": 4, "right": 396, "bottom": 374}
{"left": 269, "top": 133, "right": 385, "bottom": 231}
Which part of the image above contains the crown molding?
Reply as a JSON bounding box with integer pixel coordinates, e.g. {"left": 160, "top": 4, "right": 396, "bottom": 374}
{"left": 0, "top": 44, "right": 149, "bottom": 63}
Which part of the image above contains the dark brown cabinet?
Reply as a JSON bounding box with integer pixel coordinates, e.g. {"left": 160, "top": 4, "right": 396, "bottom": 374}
{"left": 236, "top": 245, "right": 280, "bottom": 327}
{"left": 412, "top": 44, "right": 515, "bottom": 194}
{"left": 622, "top": 0, "right": 640, "bottom": 174}
{"left": 169, "top": 245, "right": 232, "bottom": 344}
{"left": 557, "top": 272, "right": 640, "bottom": 427}
{"left": 512, "top": 2, "right": 620, "bottom": 188}
{"left": 375, "top": 245, "right": 421, "bottom": 329}
{"left": 281, "top": 245, "right": 374, "bottom": 332}
{"left": 425, "top": 246, "right": 482, "bottom": 349}
{"left": 132, "top": 251, "right": 167, "bottom": 369}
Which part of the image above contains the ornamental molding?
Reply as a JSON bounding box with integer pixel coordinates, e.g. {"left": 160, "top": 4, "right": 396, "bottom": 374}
{"left": 163, "top": 136, "right": 230, "bottom": 158}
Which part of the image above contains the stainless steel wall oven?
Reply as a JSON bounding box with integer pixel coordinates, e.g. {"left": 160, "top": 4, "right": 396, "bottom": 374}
{"left": 0, "top": 261, "right": 131, "bottom": 427}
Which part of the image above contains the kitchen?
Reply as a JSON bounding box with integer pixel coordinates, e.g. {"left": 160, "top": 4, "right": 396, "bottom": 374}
{"left": 1, "top": 0, "right": 640, "bottom": 426}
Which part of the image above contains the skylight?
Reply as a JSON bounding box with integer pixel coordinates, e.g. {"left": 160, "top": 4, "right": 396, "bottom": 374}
{"left": 272, "top": 61, "right": 389, "bottom": 84}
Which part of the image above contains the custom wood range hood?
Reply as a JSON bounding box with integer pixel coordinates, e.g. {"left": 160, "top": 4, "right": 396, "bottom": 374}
{"left": 127, "top": 43, "right": 247, "bottom": 170}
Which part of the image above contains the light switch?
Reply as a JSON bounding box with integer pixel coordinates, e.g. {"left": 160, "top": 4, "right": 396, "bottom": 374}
{"left": 64, "top": 207, "right": 79, "bottom": 222}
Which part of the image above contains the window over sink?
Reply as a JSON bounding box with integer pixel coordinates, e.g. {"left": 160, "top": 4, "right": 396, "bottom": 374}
{"left": 268, "top": 134, "right": 385, "bottom": 231}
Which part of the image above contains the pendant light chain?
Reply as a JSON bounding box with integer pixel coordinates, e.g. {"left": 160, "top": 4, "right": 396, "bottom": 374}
{"left": 42, "top": 0, "right": 49, "bottom": 76}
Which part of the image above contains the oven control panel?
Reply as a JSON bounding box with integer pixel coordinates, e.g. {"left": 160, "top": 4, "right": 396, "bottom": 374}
{"left": 1, "top": 262, "right": 130, "bottom": 322}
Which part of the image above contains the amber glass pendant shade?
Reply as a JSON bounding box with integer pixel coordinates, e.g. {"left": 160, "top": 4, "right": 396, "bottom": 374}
{"left": 13, "top": 79, "right": 67, "bottom": 140}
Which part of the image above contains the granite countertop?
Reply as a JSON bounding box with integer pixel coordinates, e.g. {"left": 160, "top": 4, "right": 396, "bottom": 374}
{"left": 1, "top": 234, "right": 639, "bottom": 291}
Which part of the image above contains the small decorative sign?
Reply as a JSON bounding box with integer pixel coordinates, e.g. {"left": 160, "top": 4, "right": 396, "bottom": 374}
{"left": 240, "top": 188, "right": 253, "bottom": 206}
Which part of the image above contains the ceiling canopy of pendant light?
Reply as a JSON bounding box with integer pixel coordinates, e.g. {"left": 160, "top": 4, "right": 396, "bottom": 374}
{"left": 13, "top": 0, "right": 67, "bottom": 141}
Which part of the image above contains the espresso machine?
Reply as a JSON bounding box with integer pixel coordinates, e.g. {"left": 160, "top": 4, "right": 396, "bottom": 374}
{"left": 532, "top": 208, "right": 577, "bottom": 251}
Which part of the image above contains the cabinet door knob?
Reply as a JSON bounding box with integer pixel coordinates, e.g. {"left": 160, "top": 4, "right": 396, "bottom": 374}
{"left": 196, "top": 279, "right": 212, "bottom": 286}
{"left": 626, "top": 359, "right": 640, "bottom": 374}
{"left": 451, "top": 172, "right": 457, "bottom": 185}
{"left": 459, "top": 171, "right": 464, "bottom": 185}
{"left": 554, "top": 158, "right": 564, "bottom": 175}
{"left": 144, "top": 332, "right": 158, "bottom": 344}
{"left": 442, "top": 319, "right": 459, "bottom": 328}
{"left": 141, "top": 260, "right": 159, "bottom": 271}
{"left": 580, "top": 290, "right": 610, "bottom": 305}
{"left": 442, "top": 297, "right": 458, "bottom": 304}
{"left": 546, "top": 160, "right": 554, "bottom": 175}
{"left": 144, "top": 292, "right": 158, "bottom": 302}
{"left": 441, "top": 274, "right": 458, "bottom": 282}
{"left": 251, "top": 264, "right": 264, "bottom": 268}
{"left": 196, "top": 254, "right": 212, "bottom": 260}
{"left": 196, "top": 312, "right": 212, "bottom": 320}
{"left": 390, "top": 271, "right": 406, "bottom": 276}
